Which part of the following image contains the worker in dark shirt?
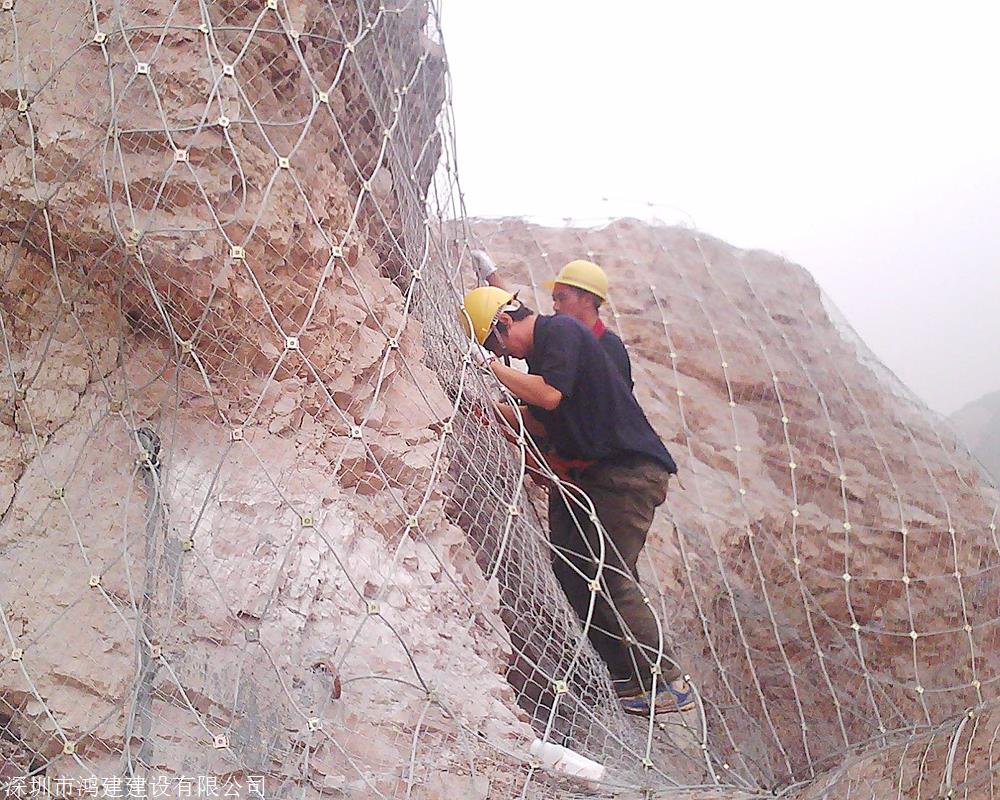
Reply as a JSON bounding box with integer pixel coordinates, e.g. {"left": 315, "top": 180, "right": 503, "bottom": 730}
{"left": 471, "top": 252, "right": 633, "bottom": 388}
{"left": 545, "top": 260, "right": 633, "bottom": 389}
{"left": 460, "top": 287, "right": 692, "bottom": 715}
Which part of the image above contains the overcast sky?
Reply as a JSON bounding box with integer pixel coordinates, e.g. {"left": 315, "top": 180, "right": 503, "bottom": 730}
{"left": 441, "top": 2, "right": 1000, "bottom": 416}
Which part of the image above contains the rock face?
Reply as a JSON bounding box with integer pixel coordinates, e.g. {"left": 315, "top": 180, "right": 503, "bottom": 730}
{"left": 2, "top": 3, "right": 999, "bottom": 800}
{"left": 466, "top": 217, "right": 1000, "bottom": 796}
{"left": 1, "top": 3, "right": 531, "bottom": 798}
{"left": 950, "top": 390, "right": 1000, "bottom": 483}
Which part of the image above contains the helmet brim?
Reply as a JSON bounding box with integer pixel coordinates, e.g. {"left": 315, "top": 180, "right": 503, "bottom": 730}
{"left": 543, "top": 278, "right": 608, "bottom": 302}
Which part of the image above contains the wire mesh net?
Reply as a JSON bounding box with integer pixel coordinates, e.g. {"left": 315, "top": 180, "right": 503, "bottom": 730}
{"left": 2, "top": 2, "right": 999, "bottom": 799}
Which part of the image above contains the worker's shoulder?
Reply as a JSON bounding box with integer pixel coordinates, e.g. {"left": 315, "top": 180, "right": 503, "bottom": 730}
{"left": 600, "top": 327, "right": 626, "bottom": 347}
{"left": 599, "top": 327, "right": 629, "bottom": 356}
{"left": 540, "top": 313, "right": 594, "bottom": 341}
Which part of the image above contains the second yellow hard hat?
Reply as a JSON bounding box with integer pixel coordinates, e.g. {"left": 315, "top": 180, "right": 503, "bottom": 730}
{"left": 544, "top": 260, "right": 609, "bottom": 302}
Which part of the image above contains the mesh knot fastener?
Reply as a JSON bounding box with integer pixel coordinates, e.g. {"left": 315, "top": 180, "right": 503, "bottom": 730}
{"left": 135, "top": 427, "right": 161, "bottom": 469}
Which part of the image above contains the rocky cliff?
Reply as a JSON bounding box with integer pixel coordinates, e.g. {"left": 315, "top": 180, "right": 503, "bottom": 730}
{"left": 466, "top": 216, "right": 1000, "bottom": 796}
{"left": 2, "top": 2, "right": 999, "bottom": 799}
{"left": 1, "top": 2, "right": 530, "bottom": 797}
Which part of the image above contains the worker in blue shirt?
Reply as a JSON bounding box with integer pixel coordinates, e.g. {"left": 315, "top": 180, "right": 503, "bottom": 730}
{"left": 461, "top": 287, "right": 692, "bottom": 716}
{"left": 471, "top": 252, "right": 632, "bottom": 388}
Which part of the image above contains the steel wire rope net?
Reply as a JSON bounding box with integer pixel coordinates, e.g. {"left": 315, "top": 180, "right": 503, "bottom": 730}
{"left": 1, "top": 2, "right": 999, "bottom": 799}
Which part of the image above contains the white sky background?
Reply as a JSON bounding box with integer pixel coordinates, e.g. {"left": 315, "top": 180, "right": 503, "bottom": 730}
{"left": 441, "top": 2, "right": 1000, "bottom": 416}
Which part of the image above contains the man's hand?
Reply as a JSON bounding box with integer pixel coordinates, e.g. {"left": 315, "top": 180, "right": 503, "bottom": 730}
{"left": 471, "top": 250, "right": 497, "bottom": 281}
{"left": 490, "top": 363, "right": 563, "bottom": 411}
{"left": 471, "top": 344, "right": 497, "bottom": 370}
{"left": 495, "top": 403, "right": 547, "bottom": 438}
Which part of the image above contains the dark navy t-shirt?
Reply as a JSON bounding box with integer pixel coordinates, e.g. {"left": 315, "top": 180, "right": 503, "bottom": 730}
{"left": 593, "top": 322, "right": 633, "bottom": 390}
{"left": 526, "top": 315, "right": 677, "bottom": 472}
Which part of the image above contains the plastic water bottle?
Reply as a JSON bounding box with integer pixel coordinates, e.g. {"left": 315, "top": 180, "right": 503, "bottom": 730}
{"left": 530, "top": 738, "right": 606, "bottom": 782}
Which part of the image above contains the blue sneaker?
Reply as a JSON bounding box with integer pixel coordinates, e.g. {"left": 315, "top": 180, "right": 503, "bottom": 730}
{"left": 612, "top": 677, "right": 640, "bottom": 699}
{"left": 621, "top": 679, "right": 695, "bottom": 715}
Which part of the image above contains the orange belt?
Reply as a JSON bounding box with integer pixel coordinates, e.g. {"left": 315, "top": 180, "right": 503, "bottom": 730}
{"left": 545, "top": 452, "right": 596, "bottom": 482}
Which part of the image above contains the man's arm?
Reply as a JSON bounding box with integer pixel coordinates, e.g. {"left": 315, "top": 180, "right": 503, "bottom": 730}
{"left": 488, "top": 361, "right": 562, "bottom": 411}
{"left": 471, "top": 250, "right": 505, "bottom": 289}
{"left": 495, "top": 402, "right": 547, "bottom": 438}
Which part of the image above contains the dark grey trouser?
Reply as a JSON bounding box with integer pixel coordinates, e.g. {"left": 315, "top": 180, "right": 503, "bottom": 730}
{"left": 548, "top": 455, "right": 682, "bottom": 694}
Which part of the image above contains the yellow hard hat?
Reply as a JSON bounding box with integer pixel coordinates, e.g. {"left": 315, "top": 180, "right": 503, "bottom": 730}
{"left": 543, "top": 260, "right": 609, "bottom": 302}
{"left": 460, "top": 286, "right": 516, "bottom": 345}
